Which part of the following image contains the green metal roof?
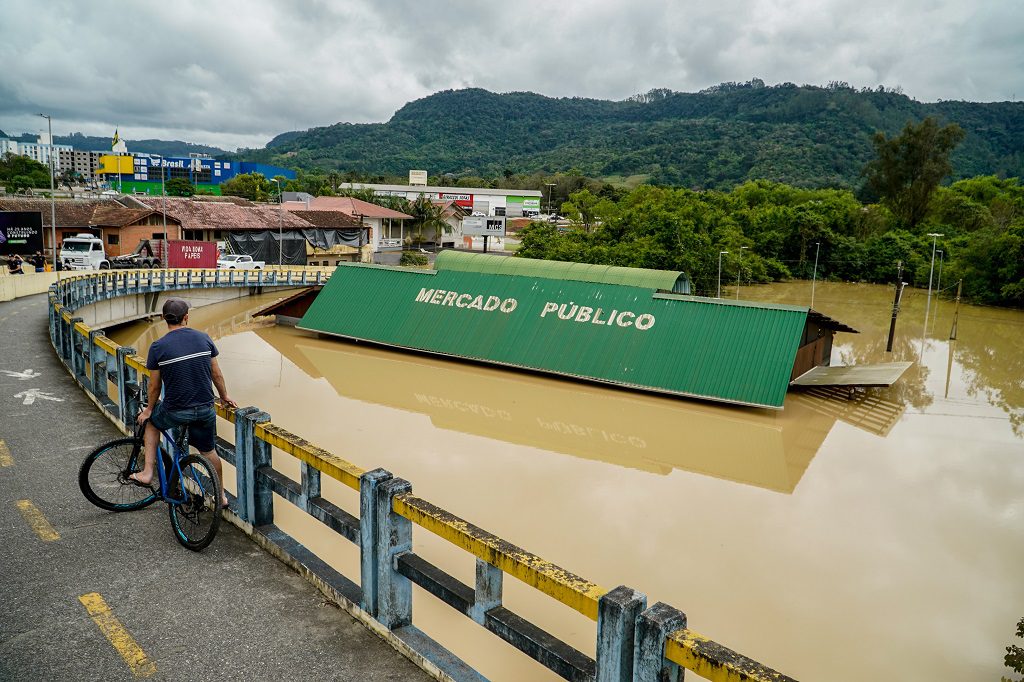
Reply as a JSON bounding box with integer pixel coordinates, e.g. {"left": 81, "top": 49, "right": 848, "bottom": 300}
{"left": 298, "top": 262, "right": 813, "bottom": 408}
{"left": 435, "top": 251, "right": 691, "bottom": 294}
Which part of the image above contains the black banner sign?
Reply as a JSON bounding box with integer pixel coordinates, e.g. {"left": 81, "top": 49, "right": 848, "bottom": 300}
{"left": 0, "top": 211, "right": 45, "bottom": 255}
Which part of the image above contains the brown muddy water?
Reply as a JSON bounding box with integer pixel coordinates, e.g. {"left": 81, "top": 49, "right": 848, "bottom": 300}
{"left": 108, "top": 281, "right": 1024, "bottom": 681}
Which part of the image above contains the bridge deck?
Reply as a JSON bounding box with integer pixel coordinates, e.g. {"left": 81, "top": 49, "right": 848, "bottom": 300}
{"left": 0, "top": 293, "right": 429, "bottom": 681}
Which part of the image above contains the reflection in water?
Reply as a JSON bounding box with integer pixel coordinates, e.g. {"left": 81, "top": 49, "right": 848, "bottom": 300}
{"left": 255, "top": 327, "right": 906, "bottom": 495}
{"left": 109, "top": 282, "right": 1024, "bottom": 682}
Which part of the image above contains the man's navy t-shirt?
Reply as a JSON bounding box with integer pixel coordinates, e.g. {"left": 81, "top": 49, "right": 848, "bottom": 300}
{"left": 146, "top": 328, "right": 219, "bottom": 410}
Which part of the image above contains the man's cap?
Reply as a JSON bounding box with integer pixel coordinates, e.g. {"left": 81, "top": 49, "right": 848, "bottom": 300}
{"left": 162, "top": 298, "right": 190, "bottom": 324}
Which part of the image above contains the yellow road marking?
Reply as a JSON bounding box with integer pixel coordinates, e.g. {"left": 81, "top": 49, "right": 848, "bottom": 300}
{"left": 15, "top": 499, "right": 59, "bottom": 541}
{"left": 79, "top": 593, "right": 157, "bottom": 678}
{"left": 0, "top": 440, "right": 13, "bottom": 467}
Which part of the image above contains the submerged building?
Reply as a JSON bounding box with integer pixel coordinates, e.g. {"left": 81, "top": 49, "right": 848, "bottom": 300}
{"left": 296, "top": 252, "right": 866, "bottom": 409}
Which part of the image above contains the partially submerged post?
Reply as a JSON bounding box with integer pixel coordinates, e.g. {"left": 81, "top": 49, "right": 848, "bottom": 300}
{"left": 949, "top": 279, "right": 962, "bottom": 340}
{"left": 886, "top": 261, "right": 906, "bottom": 353}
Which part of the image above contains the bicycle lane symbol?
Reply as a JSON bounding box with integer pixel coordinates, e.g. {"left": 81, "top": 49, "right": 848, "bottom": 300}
{"left": 1, "top": 369, "right": 41, "bottom": 380}
{"left": 13, "top": 389, "right": 64, "bottom": 406}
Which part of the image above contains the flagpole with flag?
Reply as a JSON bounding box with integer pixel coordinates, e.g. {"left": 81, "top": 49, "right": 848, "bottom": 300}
{"left": 111, "top": 127, "right": 125, "bottom": 192}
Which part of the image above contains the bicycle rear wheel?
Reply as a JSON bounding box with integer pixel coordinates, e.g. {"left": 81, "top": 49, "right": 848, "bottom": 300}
{"left": 167, "top": 454, "right": 222, "bottom": 551}
{"left": 79, "top": 437, "right": 159, "bottom": 512}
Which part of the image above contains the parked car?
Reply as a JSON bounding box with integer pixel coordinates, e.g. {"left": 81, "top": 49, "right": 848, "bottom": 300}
{"left": 216, "top": 254, "right": 264, "bottom": 269}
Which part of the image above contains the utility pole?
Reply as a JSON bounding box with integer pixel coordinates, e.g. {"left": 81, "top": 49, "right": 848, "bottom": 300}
{"left": 735, "top": 246, "right": 748, "bottom": 300}
{"left": 717, "top": 250, "right": 729, "bottom": 298}
{"left": 270, "top": 178, "right": 283, "bottom": 266}
{"left": 38, "top": 113, "right": 57, "bottom": 275}
{"left": 810, "top": 241, "right": 821, "bottom": 307}
{"left": 886, "top": 260, "right": 906, "bottom": 353}
{"left": 545, "top": 182, "right": 556, "bottom": 217}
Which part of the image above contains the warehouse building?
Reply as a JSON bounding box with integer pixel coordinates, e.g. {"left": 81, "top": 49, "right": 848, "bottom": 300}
{"left": 94, "top": 154, "right": 295, "bottom": 195}
{"left": 340, "top": 182, "right": 543, "bottom": 218}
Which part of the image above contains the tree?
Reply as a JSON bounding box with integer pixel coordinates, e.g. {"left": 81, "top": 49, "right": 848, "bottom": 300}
{"left": 863, "top": 117, "right": 965, "bottom": 230}
{"left": 220, "top": 172, "right": 273, "bottom": 201}
{"left": 561, "top": 189, "right": 618, "bottom": 232}
{"left": 165, "top": 178, "right": 195, "bottom": 197}
{"left": 1007, "top": 617, "right": 1024, "bottom": 680}
{"left": 0, "top": 152, "right": 50, "bottom": 189}
{"left": 407, "top": 197, "right": 449, "bottom": 248}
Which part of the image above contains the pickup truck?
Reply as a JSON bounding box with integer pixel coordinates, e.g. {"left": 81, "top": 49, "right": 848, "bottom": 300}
{"left": 216, "top": 254, "right": 264, "bottom": 269}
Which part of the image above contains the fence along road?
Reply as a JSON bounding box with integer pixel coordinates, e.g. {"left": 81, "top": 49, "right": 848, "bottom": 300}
{"left": 48, "top": 267, "right": 798, "bottom": 682}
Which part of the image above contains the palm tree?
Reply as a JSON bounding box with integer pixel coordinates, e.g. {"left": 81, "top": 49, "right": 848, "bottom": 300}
{"left": 408, "top": 197, "right": 450, "bottom": 251}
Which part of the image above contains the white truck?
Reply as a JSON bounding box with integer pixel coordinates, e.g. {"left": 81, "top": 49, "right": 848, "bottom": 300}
{"left": 60, "top": 234, "right": 109, "bottom": 270}
{"left": 216, "top": 254, "right": 264, "bottom": 270}
{"left": 59, "top": 234, "right": 162, "bottom": 270}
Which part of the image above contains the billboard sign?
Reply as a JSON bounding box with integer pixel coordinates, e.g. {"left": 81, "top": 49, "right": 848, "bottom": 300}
{"left": 0, "top": 211, "right": 44, "bottom": 255}
{"left": 462, "top": 216, "right": 506, "bottom": 237}
{"left": 167, "top": 240, "right": 218, "bottom": 268}
{"left": 523, "top": 198, "right": 541, "bottom": 210}
{"left": 409, "top": 170, "right": 428, "bottom": 186}
{"left": 439, "top": 192, "right": 473, "bottom": 208}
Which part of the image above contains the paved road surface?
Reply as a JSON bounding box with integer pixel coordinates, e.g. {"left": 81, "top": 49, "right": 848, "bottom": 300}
{"left": 0, "top": 293, "right": 429, "bottom": 681}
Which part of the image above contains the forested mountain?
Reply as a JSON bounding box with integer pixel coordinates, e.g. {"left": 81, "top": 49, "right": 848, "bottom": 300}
{"left": 243, "top": 81, "right": 1024, "bottom": 189}
{"left": 5, "top": 131, "right": 226, "bottom": 157}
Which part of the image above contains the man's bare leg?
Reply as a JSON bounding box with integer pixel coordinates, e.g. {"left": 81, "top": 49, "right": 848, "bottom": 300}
{"left": 201, "top": 449, "right": 230, "bottom": 507}
{"left": 128, "top": 422, "right": 160, "bottom": 486}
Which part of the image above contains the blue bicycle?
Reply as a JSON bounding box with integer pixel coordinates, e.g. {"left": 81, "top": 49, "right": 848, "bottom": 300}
{"left": 78, "top": 411, "right": 222, "bottom": 551}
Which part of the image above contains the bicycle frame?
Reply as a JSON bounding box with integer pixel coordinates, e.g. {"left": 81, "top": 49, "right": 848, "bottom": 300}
{"left": 133, "top": 419, "right": 206, "bottom": 506}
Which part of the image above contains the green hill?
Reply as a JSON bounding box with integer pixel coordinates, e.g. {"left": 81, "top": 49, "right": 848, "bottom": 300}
{"left": 245, "top": 81, "right": 1024, "bottom": 189}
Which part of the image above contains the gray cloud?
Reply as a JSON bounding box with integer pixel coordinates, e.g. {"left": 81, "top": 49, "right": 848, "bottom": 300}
{"left": 1, "top": 0, "right": 1021, "bottom": 150}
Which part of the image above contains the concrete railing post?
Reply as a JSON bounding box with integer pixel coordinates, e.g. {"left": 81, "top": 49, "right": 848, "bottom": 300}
{"left": 633, "top": 602, "right": 686, "bottom": 682}
{"left": 360, "top": 468, "right": 391, "bottom": 617}
{"left": 300, "top": 461, "right": 321, "bottom": 512}
{"left": 469, "top": 559, "right": 503, "bottom": 625}
{"left": 234, "top": 407, "right": 272, "bottom": 526}
{"left": 58, "top": 314, "right": 70, "bottom": 362}
{"left": 360, "top": 469, "right": 413, "bottom": 629}
{"left": 88, "top": 330, "right": 106, "bottom": 398}
{"left": 51, "top": 306, "right": 61, "bottom": 351}
{"left": 47, "top": 298, "right": 56, "bottom": 346}
{"left": 115, "top": 346, "right": 135, "bottom": 427}
{"left": 596, "top": 586, "right": 647, "bottom": 682}
{"left": 69, "top": 317, "right": 84, "bottom": 380}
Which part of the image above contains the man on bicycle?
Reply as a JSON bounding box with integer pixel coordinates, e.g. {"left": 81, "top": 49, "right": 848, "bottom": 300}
{"left": 129, "top": 298, "right": 237, "bottom": 507}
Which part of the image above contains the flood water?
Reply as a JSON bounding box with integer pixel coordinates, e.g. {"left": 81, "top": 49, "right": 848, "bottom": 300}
{"left": 108, "top": 281, "right": 1024, "bottom": 681}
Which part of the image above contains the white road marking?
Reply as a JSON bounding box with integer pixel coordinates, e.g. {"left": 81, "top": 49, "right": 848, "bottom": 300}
{"left": 0, "top": 369, "right": 41, "bottom": 380}
{"left": 13, "top": 389, "right": 64, "bottom": 406}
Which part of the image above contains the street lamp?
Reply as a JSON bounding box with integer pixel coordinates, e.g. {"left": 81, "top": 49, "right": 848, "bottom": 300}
{"left": 717, "top": 250, "right": 729, "bottom": 298}
{"left": 544, "top": 182, "right": 556, "bottom": 217}
{"left": 935, "top": 249, "right": 944, "bottom": 296}
{"left": 37, "top": 113, "right": 57, "bottom": 275}
{"left": 270, "top": 178, "right": 283, "bottom": 266}
{"left": 811, "top": 241, "right": 821, "bottom": 308}
{"left": 926, "top": 232, "right": 944, "bottom": 307}
{"left": 735, "top": 246, "right": 749, "bottom": 300}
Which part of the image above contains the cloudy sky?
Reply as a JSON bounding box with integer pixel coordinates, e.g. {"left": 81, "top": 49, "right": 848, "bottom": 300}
{"left": 2, "top": 0, "right": 1022, "bottom": 151}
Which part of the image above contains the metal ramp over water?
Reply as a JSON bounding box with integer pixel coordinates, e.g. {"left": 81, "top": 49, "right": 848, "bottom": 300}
{"left": 791, "top": 361, "right": 914, "bottom": 388}
{"left": 789, "top": 386, "right": 906, "bottom": 437}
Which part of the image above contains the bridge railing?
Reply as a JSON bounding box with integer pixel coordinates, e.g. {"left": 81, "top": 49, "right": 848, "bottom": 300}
{"left": 48, "top": 268, "right": 796, "bottom": 682}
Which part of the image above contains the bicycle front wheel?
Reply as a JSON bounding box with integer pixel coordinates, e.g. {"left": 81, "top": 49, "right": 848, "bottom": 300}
{"left": 167, "top": 454, "right": 222, "bottom": 551}
{"left": 79, "top": 437, "right": 159, "bottom": 512}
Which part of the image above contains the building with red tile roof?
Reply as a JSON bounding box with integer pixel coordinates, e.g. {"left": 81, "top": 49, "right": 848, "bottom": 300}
{"left": 281, "top": 195, "right": 412, "bottom": 253}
